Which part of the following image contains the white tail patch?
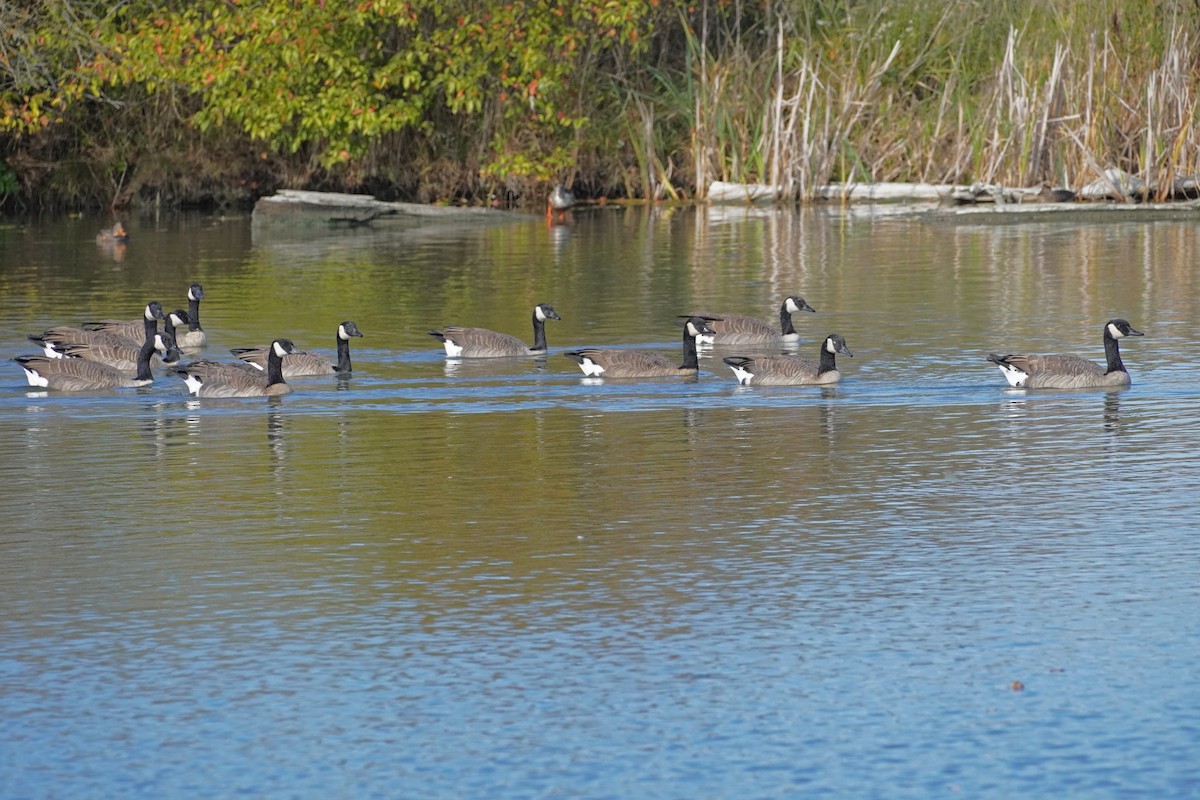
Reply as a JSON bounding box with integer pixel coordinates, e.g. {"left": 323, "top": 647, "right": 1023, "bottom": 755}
{"left": 695, "top": 332, "right": 715, "bottom": 346}
{"left": 441, "top": 339, "right": 464, "bottom": 358}
{"left": 21, "top": 367, "right": 49, "bottom": 388}
{"left": 41, "top": 344, "right": 64, "bottom": 359}
{"left": 576, "top": 356, "right": 605, "bottom": 377}
{"left": 727, "top": 364, "right": 755, "bottom": 385}
{"left": 182, "top": 374, "right": 204, "bottom": 394}
{"left": 995, "top": 362, "right": 1029, "bottom": 387}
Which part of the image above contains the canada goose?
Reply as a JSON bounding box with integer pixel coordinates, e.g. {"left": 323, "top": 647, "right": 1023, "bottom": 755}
{"left": 987, "top": 319, "right": 1144, "bottom": 389}
{"left": 692, "top": 296, "right": 816, "bottom": 345}
{"left": 723, "top": 334, "right": 853, "bottom": 386}
{"left": 176, "top": 339, "right": 300, "bottom": 398}
{"left": 55, "top": 327, "right": 182, "bottom": 373}
{"left": 176, "top": 283, "right": 207, "bottom": 348}
{"left": 231, "top": 321, "right": 364, "bottom": 377}
{"left": 32, "top": 301, "right": 165, "bottom": 358}
{"left": 96, "top": 222, "right": 128, "bottom": 243}
{"left": 564, "top": 316, "right": 718, "bottom": 378}
{"left": 430, "top": 303, "right": 560, "bottom": 357}
{"left": 15, "top": 331, "right": 175, "bottom": 391}
{"left": 83, "top": 304, "right": 189, "bottom": 345}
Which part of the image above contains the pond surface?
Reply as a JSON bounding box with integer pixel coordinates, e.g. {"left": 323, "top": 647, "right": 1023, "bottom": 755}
{"left": 1, "top": 206, "right": 1198, "bottom": 798}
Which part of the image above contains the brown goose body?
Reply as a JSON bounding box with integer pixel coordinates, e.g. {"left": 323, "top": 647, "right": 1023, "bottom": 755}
{"left": 83, "top": 308, "right": 190, "bottom": 347}
{"left": 15, "top": 331, "right": 174, "bottom": 391}
{"left": 430, "top": 304, "right": 560, "bottom": 358}
{"left": 564, "top": 317, "right": 717, "bottom": 378}
{"left": 56, "top": 328, "right": 181, "bottom": 373}
{"left": 32, "top": 301, "right": 164, "bottom": 358}
{"left": 723, "top": 334, "right": 853, "bottom": 386}
{"left": 177, "top": 339, "right": 298, "bottom": 398}
{"left": 232, "top": 321, "right": 363, "bottom": 377}
{"left": 987, "top": 319, "right": 1143, "bottom": 389}
{"left": 691, "top": 296, "right": 815, "bottom": 345}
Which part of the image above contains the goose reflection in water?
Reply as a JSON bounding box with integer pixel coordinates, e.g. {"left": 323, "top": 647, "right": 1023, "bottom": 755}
{"left": 998, "top": 388, "right": 1126, "bottom": 434}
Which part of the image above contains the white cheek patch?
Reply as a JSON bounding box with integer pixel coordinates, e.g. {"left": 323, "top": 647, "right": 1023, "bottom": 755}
{"left": 1107, "top": 322, "right": 1124, "bottom": 339}
{"left": 272, "top": 341, "right": 289, "bottom": 357}
{"left": 825, "top": 338, "right": 837, "bottom": 354}
{"left": 785, "top": 298, "right": 800, "bottom": 313}
{"left": 535, "top": 306, "right": 548, "bottom": 321}
{"left": 22, "top": 367, "right": 48, "bottom": 388}
{"left": 338, "top": 324, "right": 349, "bottom": 340}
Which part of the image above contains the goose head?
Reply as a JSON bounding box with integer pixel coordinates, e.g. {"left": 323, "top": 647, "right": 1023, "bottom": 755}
{"left": 338, "top": 321, "right": 364, "bottom": 340}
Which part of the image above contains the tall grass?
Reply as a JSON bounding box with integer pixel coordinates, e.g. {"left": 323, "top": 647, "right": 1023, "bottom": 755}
{"left": 652, "top": 0, "right": 1200, "bottom": 201}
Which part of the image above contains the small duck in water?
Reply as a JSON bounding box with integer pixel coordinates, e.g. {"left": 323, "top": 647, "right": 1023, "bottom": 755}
{"left": 547, "top": 184, "right": 575, "bottom": 221}
{"left": 96, "top": 222, "right": 129, "bottom": 243}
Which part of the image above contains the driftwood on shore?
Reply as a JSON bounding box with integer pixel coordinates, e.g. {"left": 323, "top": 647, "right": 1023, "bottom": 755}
{"left": 708, "top": 167, "right": 1200, "bottom": 209}
{"left": 251, "top": 189, "right": 536, "bottom": 230}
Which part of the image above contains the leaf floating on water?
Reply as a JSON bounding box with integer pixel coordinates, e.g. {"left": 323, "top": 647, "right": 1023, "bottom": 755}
{"left": 1010, "top": 681, "right": 1025, "bottom": 692}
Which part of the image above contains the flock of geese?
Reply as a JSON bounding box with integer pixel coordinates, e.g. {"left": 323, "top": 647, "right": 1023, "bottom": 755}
{"left": 15, "top": 283, "right": 364, "bottom": 397}
{"left": 428, "top": 299, "right": 1143, "bottom": 389}
{"left": 11, "top": 284, "right": 1145, "bottom": 396}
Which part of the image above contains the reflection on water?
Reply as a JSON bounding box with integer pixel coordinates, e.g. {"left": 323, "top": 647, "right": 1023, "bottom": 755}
{"left": 2, "top": 209, "right": 1200, "bottom": 798}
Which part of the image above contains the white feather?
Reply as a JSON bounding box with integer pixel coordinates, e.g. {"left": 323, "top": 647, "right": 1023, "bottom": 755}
{"left": 577, "top": 357, "right": 605, "bottom": 377}
{"left": 441, "top": 339, "right": 464, "bottom": 358}
{"left": 994, "top": 363, "right": 1029, "bottom": 388}
{"left": 182, "top": 374, "right": 204, "bottom": 395}
{"left": 21, "top": 367, "right": 49, "bottom": 388}
{"left": 726, "top": 364, "right": 754, "bottom": 385}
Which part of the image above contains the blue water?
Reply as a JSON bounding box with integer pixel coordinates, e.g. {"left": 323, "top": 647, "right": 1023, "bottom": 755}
{"left": 1, "top": 208, "right": 1199, "bottom": 798}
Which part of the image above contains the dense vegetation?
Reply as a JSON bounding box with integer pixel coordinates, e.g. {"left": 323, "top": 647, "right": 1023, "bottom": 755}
{"left": 3, "top": 0, "right": 1200, "bottom": 211}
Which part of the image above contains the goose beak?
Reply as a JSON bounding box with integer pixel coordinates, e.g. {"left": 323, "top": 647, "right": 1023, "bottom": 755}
{"left": 1128, "top": 327, "right": 1144, "bottom": 336}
